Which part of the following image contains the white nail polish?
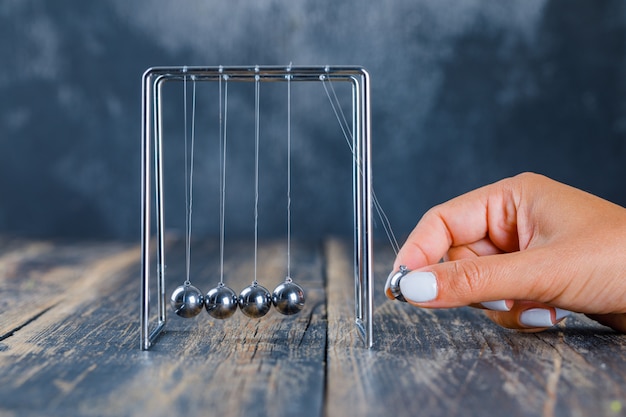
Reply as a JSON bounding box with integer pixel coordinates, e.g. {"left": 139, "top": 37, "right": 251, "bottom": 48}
{"left": 481, "top": 300, "right": 511, "bottom": 312}
{"left": 520, "top": 308, "right": 553, "bottom": 328}
{"left": 555, "top": 308, "right": 572, "bottom": 321}
{"left": 398, "top": 271, "right": 437, "bottom": 303}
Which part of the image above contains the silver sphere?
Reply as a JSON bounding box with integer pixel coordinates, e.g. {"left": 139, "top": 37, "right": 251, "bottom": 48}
{"left": 205, "top": 284, "right": 238, "bottom": 319}
{"left": 170, "top": 284, "right": 205, "bottom": 318}
{"left": 238, "top": 283, "right": 272, "bottom": 318}
{"left": 388, "top": 265, "right": 409, "bottom": 302}
{"left": 272, "top": 280, "right": 305, "bottom": 315}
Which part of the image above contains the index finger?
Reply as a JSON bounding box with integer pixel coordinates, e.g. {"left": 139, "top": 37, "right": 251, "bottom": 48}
{"left": 393, "top": 177, "right": 521, "bottom": 271}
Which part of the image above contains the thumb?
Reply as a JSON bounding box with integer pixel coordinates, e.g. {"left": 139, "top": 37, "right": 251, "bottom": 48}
{"left": 396, "top": 250, "right": 554, "bottom": 308}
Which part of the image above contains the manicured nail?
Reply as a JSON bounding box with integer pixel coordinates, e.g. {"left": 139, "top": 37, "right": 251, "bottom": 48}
{"left": 555, "top": 308, "right": 572, "bottom": 321}
{"left": 481, "top": 300, "right": 511, "bottom": 312}
{"left": 398, "top": 271, "right": 437, "bottom": 303}
{"left": 520, "top": 308, "right": 554, "bottom": 328}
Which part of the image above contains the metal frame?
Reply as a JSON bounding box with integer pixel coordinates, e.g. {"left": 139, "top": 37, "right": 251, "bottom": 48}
{"left": 140, "top": 65, "right": 373, "bottom": 350}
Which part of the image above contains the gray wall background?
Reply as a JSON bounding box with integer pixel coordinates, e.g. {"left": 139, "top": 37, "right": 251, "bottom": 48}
{"left": 1, "top": 0, "right": 625, "bottom": 242}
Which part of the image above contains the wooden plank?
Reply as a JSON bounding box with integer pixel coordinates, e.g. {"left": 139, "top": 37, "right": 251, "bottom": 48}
{"left": 2, "top": 237, "right": 625, "bottom": 417}
{"left": 0, "top": 239, "right": 326, "bottom": 417}
{"left": 324, "top": 238, "right": 626, "bottom": 417}
{"left": 0, "top": 238, "right": 139, "bottom": 340}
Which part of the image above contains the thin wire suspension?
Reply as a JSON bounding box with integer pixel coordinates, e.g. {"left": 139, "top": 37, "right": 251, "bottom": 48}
{"left": 183, "top": 74, "right": 189, "bottom": 285}
{"left": 321, "top": 76, "right": 400, "bottom": 255}
{"left": 286, "top": 71, "right": 292, "bottom": 280}
{"left": 184, "top": 75, "right": 198, "bottom": 284}
{"left": 219, "top": 72, "right": 229, "bottom": 286}
{"left": 253, "top": 73, "right": 260, "bottom": 285}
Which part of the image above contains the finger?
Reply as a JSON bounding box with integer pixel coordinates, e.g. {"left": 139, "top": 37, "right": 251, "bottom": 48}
{"left": 396, "top": 248, "right": 566, "bottom": 308}
{"left": 474, "top": 299, "right": 513, "bottom": 312}
{"left": 448, "top": 240, "right": 508, "bottom": 310}
{"left": 394, "top": 176, "right": 522, "bottom": 272}
{"left": 444, "top": 237, "right": 505, "bottom": 262}
{"left": 484, "top": 302, "right": 572, "bottom": 331}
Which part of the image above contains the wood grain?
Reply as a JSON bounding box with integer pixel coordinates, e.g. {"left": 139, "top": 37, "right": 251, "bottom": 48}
{"left": 0, "top": 239, "right": 326, "bottom": 417}
{"left": 325, "top": 239, "right": 626, "bottom": 417}
{"left": 0, "top": 237, "right": 625, "bottom": 417}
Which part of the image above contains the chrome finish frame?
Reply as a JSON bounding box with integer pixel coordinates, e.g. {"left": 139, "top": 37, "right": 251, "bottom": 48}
{"left": 140, "top": 65, "right": 373, "bottom": 350}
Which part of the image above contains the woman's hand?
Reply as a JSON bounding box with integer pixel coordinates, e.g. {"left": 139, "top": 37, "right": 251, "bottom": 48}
{"left": 385, "top": 172, "right": 626, "bottom": 332}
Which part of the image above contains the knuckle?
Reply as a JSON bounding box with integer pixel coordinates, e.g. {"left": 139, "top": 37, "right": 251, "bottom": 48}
{"left": 449, "top": 258, "right": 486, "bottom": 301}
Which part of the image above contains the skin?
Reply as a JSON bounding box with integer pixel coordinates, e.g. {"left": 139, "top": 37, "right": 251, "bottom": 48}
{"left": 388, "top": 172, "right": 626, "bottom": 332}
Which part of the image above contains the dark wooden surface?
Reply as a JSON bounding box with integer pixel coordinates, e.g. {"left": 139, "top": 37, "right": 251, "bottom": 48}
{"left": 0, "top": 236, "right": 625, "bottom": 417}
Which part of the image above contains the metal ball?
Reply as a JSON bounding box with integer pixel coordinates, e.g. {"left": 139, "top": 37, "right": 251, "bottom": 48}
{"left": 205, "top": 284, "right": 238, "bottom": 319}
{"left": 272, "top": 280, "right": 305, "bottom": 315}
{"left": 238, "top": 283, "right": 272, "bottom": 318}
{"left": 388, "top": 265, "right": 409, "bottom": 302}
{"left": 170, "top": 284, "right": 205, "bottom": 318}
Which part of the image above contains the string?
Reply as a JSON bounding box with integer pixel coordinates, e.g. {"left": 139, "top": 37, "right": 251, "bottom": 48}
{"left": 320, "top": 76, "right": 399, "bottom": 253}
{"left": 219, "top": 71, "right": 229, "bottom": 287}
{"left": 184, "top": 74, "right": 198, "bottom": 285}
{"left": 253, "top": 72, "right": 260, "bottom": 285}
{"left": 286, "top": 70, "right": 292, "bottom": 281}
{"left": 320, "top": 74, "right": 401, "bottom": 255}
{"left": 183, "top": 74, "right": 189, "bottom": 285}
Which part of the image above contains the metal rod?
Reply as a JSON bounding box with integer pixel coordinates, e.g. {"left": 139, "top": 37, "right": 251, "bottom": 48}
{"left": 360, "top": 71, "right": 374, "bottom": 348}
{"left": 140, "top": 65, "right": 374, "bottom": 349}
{"left": 155, "top": 77, "right": 167, "bottom": 329}
{"left": 140, "top": 70, "right": 152, "bottom": 351}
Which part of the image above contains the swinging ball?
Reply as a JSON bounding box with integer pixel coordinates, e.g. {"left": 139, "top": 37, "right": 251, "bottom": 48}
{"left": 272, "top": 280, "right": 305, "bottom": 315}
{"left": 387, "top": 265, "right": 409, "bottom": 302}
{"left": 205, "top": 284, "right": 239, "bottom": 319}
{"left": 239, "top": 283, "right": 272, "bottom": 318}
{"left": 170, "top": 284, "right": 205, "bottom": 318}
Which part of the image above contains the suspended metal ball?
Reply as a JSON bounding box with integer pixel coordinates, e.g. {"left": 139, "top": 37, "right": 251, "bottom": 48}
{"left": 238, "top": 283, "right": 272, "bottom": 318}
{"left": 205, "top": 284, "right": 238, "bottom": 319}
{"left": 272, "top": 279, "right": 305, "bottom": 315}
{"left": 170, "top": 283, "right": 205, "bottom": 318}
{"left": 387, "top": 265, "right": 409, "bottom": 302}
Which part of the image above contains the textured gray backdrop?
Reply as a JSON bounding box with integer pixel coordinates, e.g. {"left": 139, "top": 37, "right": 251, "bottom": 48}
{"left": 1, "top": 0, "right": 625, "bottom": 242}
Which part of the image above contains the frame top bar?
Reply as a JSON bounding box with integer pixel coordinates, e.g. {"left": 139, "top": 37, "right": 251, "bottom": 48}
{"left": 143, "top": 65, "right": 369, "bottom": 83}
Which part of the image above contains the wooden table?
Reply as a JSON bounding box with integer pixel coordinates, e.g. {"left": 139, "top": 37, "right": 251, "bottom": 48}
{"left": 0, "top": 236, "right": 624, "bottom": 417}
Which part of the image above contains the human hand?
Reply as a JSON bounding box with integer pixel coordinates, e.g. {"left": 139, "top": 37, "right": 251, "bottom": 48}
{"left": 384, "top": 172, "right": 626, "bottom": 332}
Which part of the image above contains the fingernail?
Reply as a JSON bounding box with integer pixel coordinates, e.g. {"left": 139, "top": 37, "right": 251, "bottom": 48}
{"left": 399, "top": 271, "right": 437, "bottom": 303}
{"left": 555, "top": 308, "right": 572, "bottom": 321}
{"left": 481, "top": 300, "right": 511, "bottom": 312}
{"left": 520, "top": 308, "right": 554, "bottom": 328}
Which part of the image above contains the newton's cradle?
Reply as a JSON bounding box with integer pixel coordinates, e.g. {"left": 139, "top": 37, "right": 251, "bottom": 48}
{"left": 140, "top": 65, "right": 374, "bottom": 350}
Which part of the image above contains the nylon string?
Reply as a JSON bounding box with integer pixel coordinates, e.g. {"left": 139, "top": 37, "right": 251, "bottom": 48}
{"left": 286, "top": 71, "right": 292, "bottom": 281}
{"left": 253, "top": 73, "right": 260, "bottom": 285}
{"left": 320, "top": 75, "right": 400, "bottom": 255}
{"left": 219, "top": 72, "right": 229, "bottom": 286}
{"left": 184, "top": 75, "right": 198, "bottom": 284}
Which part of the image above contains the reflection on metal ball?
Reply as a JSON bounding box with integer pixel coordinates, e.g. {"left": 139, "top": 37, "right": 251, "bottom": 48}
{"left": 170, "top": 284, "right": 205, "bottom": 318}
{"left": 238, "top": 283, "right": 272, "bottom": 318}
{"left": 272, "top": 280, "right": 305, "bottom": 315}
{"left": 205, "top": 284, "right": 238, "bottom": 319}
{"left": 388, "top": 265, "right": 409, "bottom": 302}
